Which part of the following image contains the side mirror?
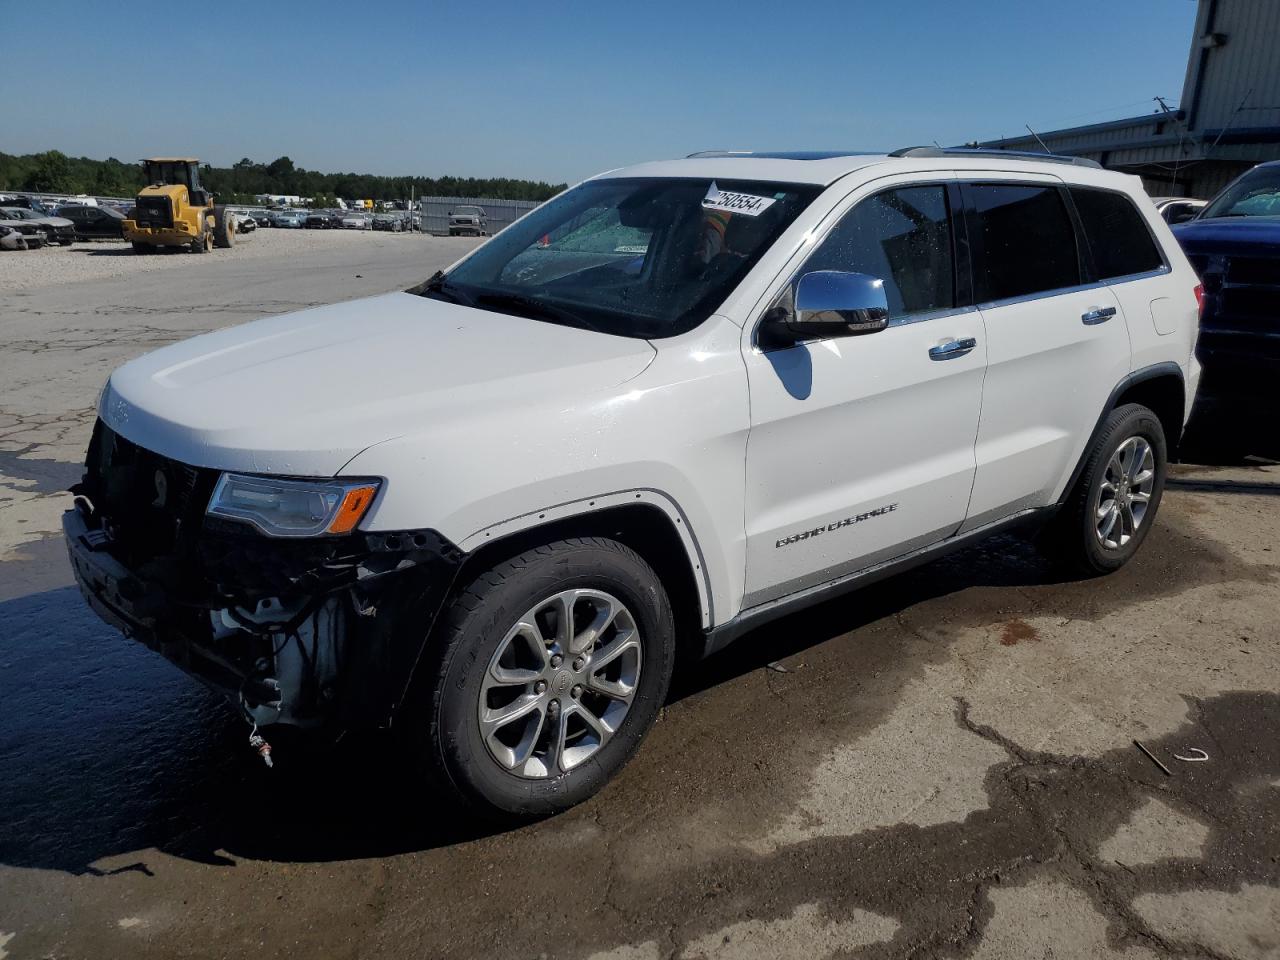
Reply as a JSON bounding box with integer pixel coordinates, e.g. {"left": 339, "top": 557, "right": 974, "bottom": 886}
{"left": 1167, "top": 209, "right": 1198, "bottom": 225}
{"left": 762, "top": 270, "right": 890, "bottom": 346}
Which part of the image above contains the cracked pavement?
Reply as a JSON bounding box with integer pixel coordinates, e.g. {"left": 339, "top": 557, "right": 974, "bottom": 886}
{"left": 1, "top": 235, "right": 1278, "bottom": 959}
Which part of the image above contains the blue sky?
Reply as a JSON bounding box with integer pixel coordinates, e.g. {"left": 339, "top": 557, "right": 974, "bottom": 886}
{"left": 7, "top": 0, "right": 1199, "bottom": 184}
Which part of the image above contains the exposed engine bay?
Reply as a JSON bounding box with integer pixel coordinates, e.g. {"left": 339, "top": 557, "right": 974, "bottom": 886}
{"left": 64, "top": 421, "right": 463, "bottom": 732}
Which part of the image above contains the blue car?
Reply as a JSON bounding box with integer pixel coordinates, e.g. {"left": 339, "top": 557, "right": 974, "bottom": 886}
{"left": 1173, "top": 160, "right": 1280, "bottom": 396}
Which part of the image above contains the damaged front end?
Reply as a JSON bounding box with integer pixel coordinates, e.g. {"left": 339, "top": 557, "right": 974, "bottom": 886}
{"left": 63, "top": 421, "right": 463, "bottom": 731}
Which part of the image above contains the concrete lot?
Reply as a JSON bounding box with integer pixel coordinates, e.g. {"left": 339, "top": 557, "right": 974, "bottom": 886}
{"left": 0, "top": 232, "right": 1277, "bottom": 960}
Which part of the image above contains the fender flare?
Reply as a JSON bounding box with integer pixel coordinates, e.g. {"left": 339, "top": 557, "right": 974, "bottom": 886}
{"left": 457, "top": 488, "right": 716, "bottom": 628}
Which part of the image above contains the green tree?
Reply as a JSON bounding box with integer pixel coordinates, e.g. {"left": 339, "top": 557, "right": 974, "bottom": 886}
{"left": 25, "top": 150, "right": 74, "bottom": 192}
{"left": 2, "top": 149, "right": 566, "bottom": 204}
{"left": 267, "top": 155, "right": 295, "bottom": 180}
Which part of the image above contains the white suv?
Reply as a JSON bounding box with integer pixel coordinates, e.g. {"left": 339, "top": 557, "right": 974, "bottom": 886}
{"left": 65, "top": 147, "right": 1201, "bottom": 818}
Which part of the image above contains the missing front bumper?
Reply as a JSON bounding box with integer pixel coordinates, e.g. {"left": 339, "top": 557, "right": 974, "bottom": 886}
{"left": 63, "top": 503, "right": 464, "bottom": 730}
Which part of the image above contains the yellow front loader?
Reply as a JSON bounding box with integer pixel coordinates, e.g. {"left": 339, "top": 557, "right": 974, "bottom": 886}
{"left": 122, "top": 158, "right": 236, "bottom": 254}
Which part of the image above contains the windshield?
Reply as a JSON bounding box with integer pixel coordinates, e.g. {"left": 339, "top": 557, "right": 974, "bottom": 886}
{"left": 429, "top": 177, "right": 820, "bottom": 338}
{"left": 144, "top": 161, "right": 192, "bottom": 187}
{"left": 1200, "top": 165, "right": 1280, "bottom": 219}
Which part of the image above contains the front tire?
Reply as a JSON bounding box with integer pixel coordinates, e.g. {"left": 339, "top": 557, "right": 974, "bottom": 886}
{"left": 1044, "top": 403, "right": 1167, "bottom": 575}
{"left": 413, "top": 537, "right": 675, "bottom": 820}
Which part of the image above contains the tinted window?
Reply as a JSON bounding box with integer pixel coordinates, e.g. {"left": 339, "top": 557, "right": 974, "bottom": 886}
{"left": 1070, "top": 188, "right": 1163, "bottom": 279}
{"left": 801, "top": 185, "right": 954, "bottom": 318}
{"left": 967, "top": 184, "right": 1080, "bottom": 302}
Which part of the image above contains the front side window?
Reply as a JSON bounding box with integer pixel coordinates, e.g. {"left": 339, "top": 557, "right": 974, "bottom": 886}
{"left": 1070, "top": 187, "right": 1164, "bottom": 280}
{"left": 431, "top": 178, "right": 820, "bottom": 339}
{"left": 967, "top": 183, "right": 1080, "bottom": 303}
{"left": 798, "top": 184, "right": 955, "bottom": 319}
{"left": 1200, "top": 164, "right": 1280, "bottom": 219}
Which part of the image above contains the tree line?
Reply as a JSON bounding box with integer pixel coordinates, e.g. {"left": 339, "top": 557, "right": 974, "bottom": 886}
{"left": 0, "top": 151, "right": 567, "bottom": 204}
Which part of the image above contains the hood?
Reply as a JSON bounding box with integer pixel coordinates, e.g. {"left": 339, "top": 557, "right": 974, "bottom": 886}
{"left": 1173, "top": 217, "right": 1280, "bottom": 256}
{"left": 102, "top": 292, "right": 657, "bottom": 476}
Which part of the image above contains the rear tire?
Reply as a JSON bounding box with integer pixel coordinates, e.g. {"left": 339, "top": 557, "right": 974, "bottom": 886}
{"left": 1042, "top": 403, "right": 1167, "bottom": 575}
{"left": 410, "top": 537, "right": 675, "bottom": 820}
{"left": 212, "top": 207, "right": 236, "bottom": 248}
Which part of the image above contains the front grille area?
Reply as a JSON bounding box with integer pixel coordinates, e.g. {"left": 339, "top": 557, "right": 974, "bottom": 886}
{"left": 80, "top": 421, "right": 218, "bottom": 570}
{"left": 1220, "top": 286, "right": 1280, "bottom": 325}
{"left": 78, "top": 420, "right": 387, "bottom": 601}
{"left": 1227, "top": 256, "right": 1280, "bottom": 285}
{"left": 133, "top": 196, "right": 173, "bottom": 228}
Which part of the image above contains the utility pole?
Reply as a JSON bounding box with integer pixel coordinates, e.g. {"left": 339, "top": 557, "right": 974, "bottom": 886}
{"left": 1154, "top": 95, "right": 1189, "bottom": 190}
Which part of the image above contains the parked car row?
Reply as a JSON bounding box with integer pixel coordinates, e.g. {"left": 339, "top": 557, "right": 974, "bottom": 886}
{"left": 298, "top": 209, "right": 408, "bottom": 230}
{"left": 0, "top": 207, "right": 75, "bottom": 245}
{"left": 0, "top": 193, "right": 475, "bottom": 244}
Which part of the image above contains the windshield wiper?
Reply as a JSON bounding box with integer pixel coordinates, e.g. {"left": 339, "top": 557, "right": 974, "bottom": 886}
{"left": 412, "top": 270, "right": 476, "bottom": 307}
{"left": 472, "top": 291, "right": 603, "bottom": 333}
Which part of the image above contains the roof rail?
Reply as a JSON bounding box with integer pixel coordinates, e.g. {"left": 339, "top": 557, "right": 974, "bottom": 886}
{"left": 889, "top": 146, "right": 1102, "bottom": 169}
{"left": 685, "top": 150, "right": 880, "bottom": 160}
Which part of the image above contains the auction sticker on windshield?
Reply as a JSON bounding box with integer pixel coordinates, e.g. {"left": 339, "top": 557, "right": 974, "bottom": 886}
{"left": 702, "top": 181, "right": 777, "bottom": 217}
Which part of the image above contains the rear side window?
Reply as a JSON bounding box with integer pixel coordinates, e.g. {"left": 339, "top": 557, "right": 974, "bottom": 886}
{"left": 1069, "top": 187, "right": 1164, "bottom": 280}
{"left": 966, "top": 184, "right": 1080, "bottom": 302}
{"left": 801, "top": 184, "right": 955, "bottom": 319}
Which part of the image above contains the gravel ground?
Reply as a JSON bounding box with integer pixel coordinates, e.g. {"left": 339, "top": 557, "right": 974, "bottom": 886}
{"left": 0, "top": 228, "right": 460, "bottom": 292}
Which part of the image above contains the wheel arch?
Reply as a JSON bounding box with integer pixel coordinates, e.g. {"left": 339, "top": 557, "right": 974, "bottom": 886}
{"left": 454, "top": 493, "right": 712, "bottom": 650}
{"left": 1058, "top": 361, "right": 1185, "bottom": 506}
{"left": 1113, "top": 368, "right": 1186, "bottom": 461}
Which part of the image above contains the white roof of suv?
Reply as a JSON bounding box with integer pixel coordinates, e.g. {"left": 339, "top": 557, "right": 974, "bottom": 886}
{"left": 598, "top": 148, "right": 1110, "bottom": 188}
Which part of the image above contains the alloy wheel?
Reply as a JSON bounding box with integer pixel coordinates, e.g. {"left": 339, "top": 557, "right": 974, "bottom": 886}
{"left": 477, "top": 588, "right": 642, "bottom": 779}
{"left": 1094, "top": 435, "right": 1155, "bottom": 550}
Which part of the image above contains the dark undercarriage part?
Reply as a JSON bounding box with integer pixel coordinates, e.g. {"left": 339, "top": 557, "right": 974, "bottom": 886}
{"left": 65, "top": 421, "right": 464, "bottom": 731}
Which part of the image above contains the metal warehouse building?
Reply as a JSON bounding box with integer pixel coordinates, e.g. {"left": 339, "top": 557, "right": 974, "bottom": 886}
{"left": 978, "top": 0, "right": 1280, "bottom": 198}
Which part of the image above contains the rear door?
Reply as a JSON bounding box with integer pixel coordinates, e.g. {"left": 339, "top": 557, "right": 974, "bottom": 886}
{"left": 960, "top": 176, "right": 1131, "bottom": 530}
{"left": 1068, "top": 185, "right": 1183, "bottom": 377}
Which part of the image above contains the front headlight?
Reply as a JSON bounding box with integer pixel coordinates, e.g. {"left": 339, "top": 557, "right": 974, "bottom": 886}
{"left": 207, "top": 473, "right": 381, "bottom": 537}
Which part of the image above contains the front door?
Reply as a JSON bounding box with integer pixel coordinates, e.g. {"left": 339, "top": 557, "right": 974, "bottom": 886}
{"left": 741, "top": 178, "right": 986, "bottom": 608}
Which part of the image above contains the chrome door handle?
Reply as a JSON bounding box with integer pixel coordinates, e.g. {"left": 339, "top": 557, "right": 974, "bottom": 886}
{"left": 928, "top": 337, "right": 978, "bottom": 361}
{"left": 1082, "top": 306, "right": 1117, "bottom": 325}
